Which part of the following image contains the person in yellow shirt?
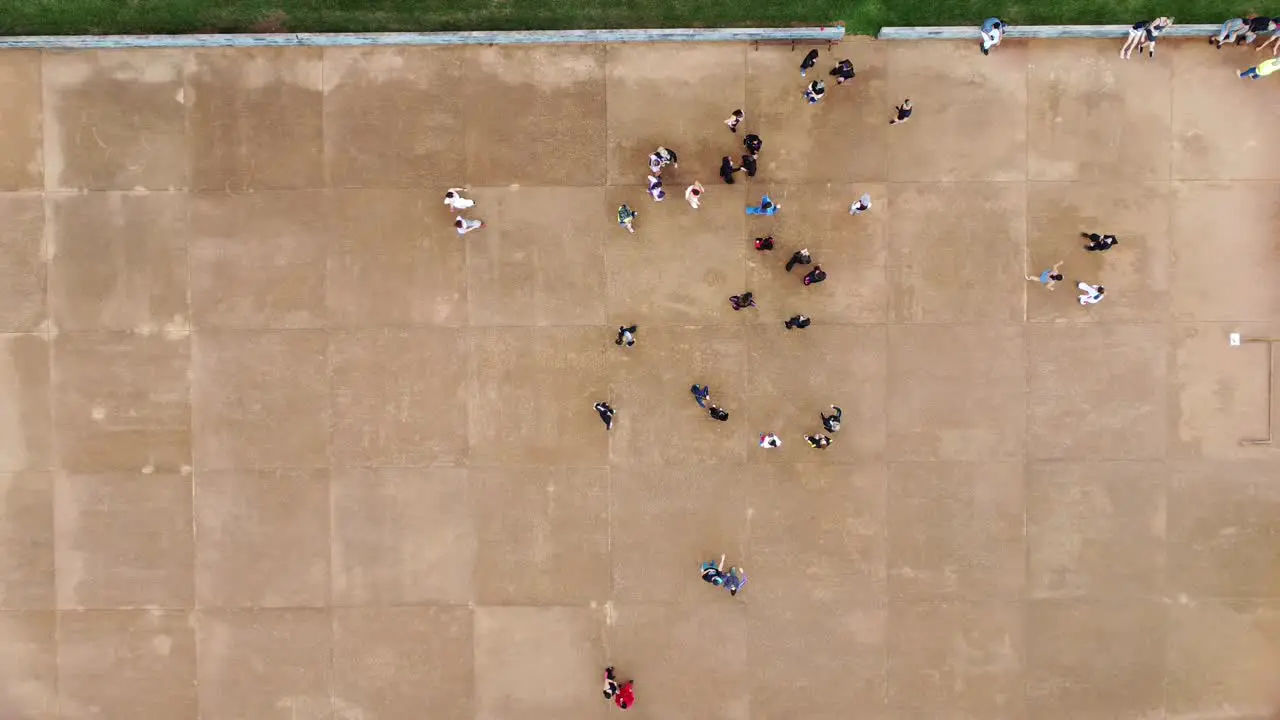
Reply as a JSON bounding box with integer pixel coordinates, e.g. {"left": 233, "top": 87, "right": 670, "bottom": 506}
{"left": 1238, "top": 57, "right": 1280, "bottom": 78}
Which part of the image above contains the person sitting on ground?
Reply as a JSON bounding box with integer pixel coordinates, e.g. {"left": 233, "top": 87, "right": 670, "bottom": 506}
{"left": 829, "top": 59, "right": 855, "bottom": 83}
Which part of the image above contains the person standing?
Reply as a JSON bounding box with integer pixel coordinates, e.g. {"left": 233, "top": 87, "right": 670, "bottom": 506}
{"left": 783, "top": 314, "right": 811, "bottom": 330}
{"left": 754, "top": 235, "right": 774, "bottom": 251}
{"left": 829, "top": 59, "right": 855, "bottom": 84}
{"left": 744, "top": 133, "right": 763, "bottom": 156}
{"left": 821, "top": 405, "right": 842, "bottom": 433}
{"left": 690, "top": 384, "right": 710, "bottom": 408}
{"left": 719, "top": 156, "right": 738, "bottom": 185}
{"left": 890, "top": 99, "right": 913, "bottom": 125}
{"left": 1077, "top": 282, "right": 1105, "bottom": 305}
{"left": 759, "top": 432, "right": 782, "bottom": 448}
{"left": 805, "top": 434, "right": 832, "bottom": 449}
{"left": 685, "top": 182, "right": 705, "bottom": 209}
{"left": 594, "top": 402, "right": 615, "bottom": 430}
{"left": 729, "top": 292, "right": 757, "bottom": 311}
{"left": 615, "top": 325, "right": 637, "bottom": 347}
{"left": 800, "top": 48, "right": 819, "bottom": 77}
{"left": 708, "top": 406, "right": 729, "bottom": 421}
{"left": 724, "top": 109, "right": 744, "bottom": 133}
{"left": 981, "top": 18, "right": 1005, "bottom": 55}
{"left": 444, "top": 188, "right": 475, "bottom": 211}
{"left": 803, "top": 266, "right": 827, "bottom": 286}
{"left": 739, "top": 153, "right": 758, "bottom": 178}
{"left": 786, "top": 248, "right": 812, "bottom": 273}
{"left": 455, "top": 216, "right": 485, "bottom": 235}
{"left": 1081, "top": 232, "right": 1119, "bottom": 252}
{"left": 849, "top": 193, "right": 872, "bottom": 215}
{"left": 1027, "top": 261, "right": 1064, "bottom": 290}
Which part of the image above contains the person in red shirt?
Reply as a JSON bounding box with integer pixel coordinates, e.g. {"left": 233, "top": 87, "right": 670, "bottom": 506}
{"left": 602, "top": 667, "right": 635, "bottom": 710}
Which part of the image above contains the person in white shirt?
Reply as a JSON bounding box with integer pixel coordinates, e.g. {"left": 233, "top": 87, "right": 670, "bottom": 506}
{"left": 454, "top": 216, "right": 484, "bottom": 235}
{"left": 443, "top": 188, "right": 474, "bottom": 211}
{"left": 849, "top": 193, "right": 872, "bottom": 215}
{"left": 1078, "top": 282, "right": 1105, "bottom": 305}
{"left": 685, "top": 182, "right": 704, "bottom": 209}
{"left": 759, "top": 433, "right": 782, "bottom": 448}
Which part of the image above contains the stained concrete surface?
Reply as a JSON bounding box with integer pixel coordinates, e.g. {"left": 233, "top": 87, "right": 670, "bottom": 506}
{"left": 0, "top": 37, "right": 1278, "bottom": 719}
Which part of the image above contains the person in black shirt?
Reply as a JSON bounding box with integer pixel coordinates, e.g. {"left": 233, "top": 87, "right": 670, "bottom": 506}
{"left": 829, "top": 59, "right": 855, "bottom": 84}
{"left": 784, "top": 314, "right": 811, "bottom": 330}
{"left": 785, "top": 249, "right": 812, "bottom": 273}
{"left": 739, "top": 153, "right": 757, "bottom": 177}
{"left": 1081, "top": 232, "right": 1119, "bottom": 252}
{"left": 744, "top": 133, "right": 763, "bottom": 156}
{"left": 800, "top": 48, "right": 819, "bottom": 76}
{"left": 803, "top": 266, "right": 827, "bottom": 286}
{"left": 719, "top": 156, "right": 737, "bottom": 184}
{"left": 890, "top": 99, "right": 913, "bottom": 125}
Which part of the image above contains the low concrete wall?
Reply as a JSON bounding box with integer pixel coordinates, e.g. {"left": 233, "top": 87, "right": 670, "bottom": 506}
{"left": 0, "top": 26, "right": 844, "bottom": 50}
{"left": 879, "top": 24, "right": 1220, "bottom": 40}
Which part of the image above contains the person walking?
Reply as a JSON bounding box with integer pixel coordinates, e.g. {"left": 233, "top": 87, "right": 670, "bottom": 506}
{"left": 1238, "top": 57, "right": 1280, "bottom": 78}
{"left": 739, "top": 153, "right": 758, "bottom": 178}
{"left": 805, "top": 433, "right": 832, "bottom": 449}
{"left": 729, "top": 292, "right": 757, "bottom": 311}
{"left": 759, "top": 432, "right": 782, "bottom": 448}
{"left": 454, "top": 216, "right": 485, "bottom": 235}
{"left": 617, "top": 204, "right": 637, "bottom": 233}
{"left": 646, "top": 175, "right": 665, "bottom": 202}
{"left": 849, "top": 193, "right": 872, "bottom": 215}
{"left": 1077, "top": 282, "right": 1105, "bottom": 305}
{"left": 724, "top": 109, "right": 744, "bottom": 133}
{"left": 754, "top": 235, "right": 775, "bottom": 251}
{"left": 1082, "top": 232, "right": 1118, "bottom": 252}
{"left": 803, "top": 79, "right": 826, "bottom": 105}
{"left": 744, "top": 133, "right": 763, "bottom": 156}
{"left": 800, "top": 48, "right": 819, "bottom": 76}
{"left": 981, "top": 18, "right": 1005, "bottom": 55}
{"left": 821, "top": 405, "right": 842, "bottom": 433}
{"left": 708, "top": 406, "right": 729, "bottom": 422}
{"left": 786, "top": 248, "right": 812, "bottom": 273}
{"left": 602, "top": 667, "right": 635, "bottom": 710}
{"left": 890, "top": 99, "right": 913, "bottom": 125}
{"left": 685, "top": 182, "right": 704, "bottom": 209}
{"left": 783, "top": 314, "right": 811, "bottom": 329}
{"left": 700, "top": 555, "right": 747, "bottom": 596}
{"left": 690, "top": 384, "right": 710, "bottom": 408}
{"left": 1027, "top": 261, "right": 1064, "bottom": 290}
{"left": 803, "top": 266, "right": 827, "bottom": 286}
{"left": 594, "top": 402, "right": 615, "bottom": 430}
{"left": 829, "top": 59, "right": 855, "bottom": 84}
{"left": 443, "top": 188, "right": 475, "bottom": 211}
{"left": 615, "top": 325, "right": 637, "bottom": 347}
{"left": 719, "top": 156, "right": 738, "bottom": 185}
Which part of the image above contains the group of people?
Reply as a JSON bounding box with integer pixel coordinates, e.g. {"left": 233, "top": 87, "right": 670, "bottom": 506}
{"left": 1213, "top": 15, "right": 1280, "bottom": 79}
{"left": 1025, "top": 231, "right": 1120, "bottom": 305}
{"left": 444, "top": 187, "right": 485, "bottom": 234}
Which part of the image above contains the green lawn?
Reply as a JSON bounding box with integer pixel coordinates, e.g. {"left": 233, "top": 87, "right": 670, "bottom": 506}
{"left": 0, "top": 0, "right": 1246, "bottom": 36}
